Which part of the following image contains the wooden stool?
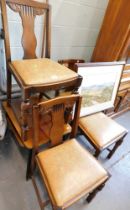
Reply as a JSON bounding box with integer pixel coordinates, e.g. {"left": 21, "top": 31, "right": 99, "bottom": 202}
{"left": 79, "top": 112, "right": 128, "bottom": 159}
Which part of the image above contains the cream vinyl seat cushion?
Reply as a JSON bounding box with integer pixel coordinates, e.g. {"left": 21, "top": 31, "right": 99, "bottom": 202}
{"left": 36, "top": 139, "right": 108, "bottom": 208}
{"left": 79, "top": 112, "right": 128, "bottom": 150}
{"left": 10, "top": 58, "right": 78, "bottom": 86}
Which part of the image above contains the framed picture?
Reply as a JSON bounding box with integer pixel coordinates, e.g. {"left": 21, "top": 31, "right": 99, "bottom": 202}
{"left": 76, "top": 62, "right": 125, "bottom": 117}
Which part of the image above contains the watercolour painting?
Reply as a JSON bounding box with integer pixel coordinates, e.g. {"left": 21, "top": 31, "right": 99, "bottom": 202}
{"left": 78, "top": 64, "right": 123, "bottom": 116}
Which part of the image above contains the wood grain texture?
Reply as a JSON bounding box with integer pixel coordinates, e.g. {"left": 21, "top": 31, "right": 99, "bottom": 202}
{"left": 92, "top": 0, "right": 130, "bottom": 62}
{"left": 33, "top": 94, "right": 82, "bottom": 147}
{"left": 1, "top": 0, "right": 51, "bottom": 61}
{"left": 7, "top": 1, "right": 49, "bottom": 59}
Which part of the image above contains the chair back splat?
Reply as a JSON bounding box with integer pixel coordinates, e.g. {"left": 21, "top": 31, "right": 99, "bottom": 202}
{"left": 32, "top": 95, "right": 82, "bottom": 148}
{"left": 1, "top": 0, "right": 51, "bottom": 61}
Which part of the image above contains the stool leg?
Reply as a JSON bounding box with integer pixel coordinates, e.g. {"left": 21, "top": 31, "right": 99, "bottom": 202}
{"left": 7, "top": 70, "right": 12, "bottom": 105}
{"left": 107, "top": 139, "right": 123, "bottom": 159}
{"left": 53, "top": 207, "right": 62, "bottom": 210}
{"left": 94, "top": 149, "right": 100, "bottom": 158}
{"left": 86, "top": 182, "right": 105, "bottom": 202}
{"left": 26, "top": 149, "right": 33, "bottom": 180}
{"left": 32, "top": 176, "right": 50, "bottom": 210}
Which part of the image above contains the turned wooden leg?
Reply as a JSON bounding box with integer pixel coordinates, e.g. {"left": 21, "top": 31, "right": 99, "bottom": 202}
{"left": 32, "top": 176, "right": 50, "bottom": 210}
{"left": 107, "top": 139, "right": 123, "bottom": 159}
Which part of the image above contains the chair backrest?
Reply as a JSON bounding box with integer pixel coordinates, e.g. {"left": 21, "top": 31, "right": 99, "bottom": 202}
{"left": 32, "top": 94, "right": 82, "bottom": 148}
{"left": 0, "top": 0, "right": 51, "bottom": 62}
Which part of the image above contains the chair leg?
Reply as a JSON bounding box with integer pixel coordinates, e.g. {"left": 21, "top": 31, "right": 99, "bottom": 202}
{"left": 32, "top": 176, "right": 50, "bottom": 210}
{"left": 107, "top": 139, "right": 123, "bottom": 159}
{"left": 94, "top": 149, "right": 100, "bottom": 158}
{"left": 26, "top": 149, "right": 33, "bottom": 180}
{"left": 86, "top": 182, "right": 105, "bottom": 203}
{"left": 7, "top": 70, "right": 12, "bottom": 105}
{"left": 55, "top": 90, "right": 60, "bottom": 97}
{"left": 53, "top": 206, "right": 62, "bottom": 210}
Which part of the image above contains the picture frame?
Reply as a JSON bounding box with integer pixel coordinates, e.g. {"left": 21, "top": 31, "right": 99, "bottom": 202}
{"left": 76, "top": 62, "right": 125, "bottom": 117}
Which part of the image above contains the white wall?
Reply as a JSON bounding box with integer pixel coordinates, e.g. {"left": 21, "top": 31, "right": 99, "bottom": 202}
{"left": 50, "top": 0, "right": 109, "bottom": 61}
{"left": 0, "top": 0, "right": 109, "bottom": 62}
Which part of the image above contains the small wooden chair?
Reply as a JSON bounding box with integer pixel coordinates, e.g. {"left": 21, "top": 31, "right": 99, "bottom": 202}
{"left": 30, "top": 94, "right": 109, "bottom": 210}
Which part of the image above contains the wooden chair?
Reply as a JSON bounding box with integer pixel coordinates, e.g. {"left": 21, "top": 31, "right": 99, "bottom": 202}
{"left": 1, "top": 0, "right": 82, "bottom": 103}
{"left": 30, "top": 94, "right": 109, "bottom": 210}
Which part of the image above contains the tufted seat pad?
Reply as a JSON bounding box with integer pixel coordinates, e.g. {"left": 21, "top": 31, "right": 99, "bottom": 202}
{"left": 36, "top": 139, "right": 108, "bottom": 208}
{"left": 79, "top": 112, "right": 127, "bottom": 150}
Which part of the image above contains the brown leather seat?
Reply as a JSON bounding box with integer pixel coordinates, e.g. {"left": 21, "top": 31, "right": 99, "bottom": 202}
{"left": 79, "top": 112, "right": 128, "bottom": 158}
{"left": 36, "top": 139, "right": 108, "bottom": 208}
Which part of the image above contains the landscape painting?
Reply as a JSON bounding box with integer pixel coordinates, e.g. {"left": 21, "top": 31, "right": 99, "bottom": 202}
{"left": 78, "top": 64, "right": 123, "bottom": 117}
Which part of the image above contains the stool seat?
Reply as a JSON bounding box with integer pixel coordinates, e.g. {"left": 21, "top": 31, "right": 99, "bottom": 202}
{"left": 10, "top": 58, "right": 78, "bottom": 86}
{"left": 79, "top": 112, "right": 128, "bottom": 150}
{"left": 36, "top": 139, "right": 108, "bottom": 208}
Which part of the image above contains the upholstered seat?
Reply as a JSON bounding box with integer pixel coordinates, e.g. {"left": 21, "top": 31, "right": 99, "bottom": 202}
{"left": 10, "top": 58, "right": 78, "bottom": 86}
{"left": 79, "top": 112, "right": 128, "bottom": 158}
{"left": 36, "top": 139, "right": 108, "bottom": 208}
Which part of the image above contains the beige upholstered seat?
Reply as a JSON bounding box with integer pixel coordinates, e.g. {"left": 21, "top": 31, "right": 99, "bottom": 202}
{"left": 79, "top": 112, "right": 128, "bottom": 158}
{"left": 10, "top": 58, "right": 78, "bottom": 86}
{"left": 79, "top": 112, "right": 127, "bottom": 150}
{"left": 36, "top": 139, "right": 108, "bottom": 208}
